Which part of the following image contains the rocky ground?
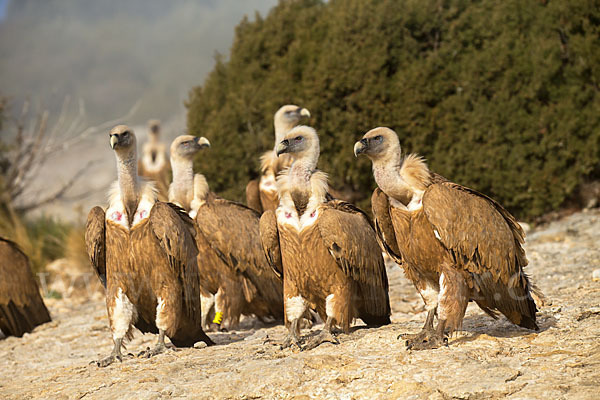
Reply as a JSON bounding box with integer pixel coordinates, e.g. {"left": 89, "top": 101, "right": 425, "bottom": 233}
{"left": 1, "top": 209, "right": 599, "bottom": 399}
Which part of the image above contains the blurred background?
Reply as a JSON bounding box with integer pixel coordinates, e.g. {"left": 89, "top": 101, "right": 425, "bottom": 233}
{"left": 0, "top": 0, "right": 599, "bottom": 287}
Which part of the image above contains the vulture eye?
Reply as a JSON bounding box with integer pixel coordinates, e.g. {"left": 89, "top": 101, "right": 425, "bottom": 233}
{"left": 374, "top": 135, "right": 382, "bottom": 141}
{"left": 295, "top": 136, "right": 303, "bottom": 142}
{"left": 123, "top": 131, "right": 130, "bottom": 137}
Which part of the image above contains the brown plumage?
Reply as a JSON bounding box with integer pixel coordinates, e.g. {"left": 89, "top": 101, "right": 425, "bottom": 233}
{"left": 85, "top": 125, "right": 212, "bottom": 367}
{"left": 355, "top": 127, "right": 542, "bottom": 350}
{"left": 260, "top": 126, "right": 390, "bottom": 351}
{"left": 138, "top": 119, "right": 170, "bottom": 201}
{"left": 246, "top": 105, "right": 310, "bottom": 213}
{"left": 169, "top": 135, "right": 283, "bottom": 330}
{"left": 0, "top": 237, "right": 51, "bottom": 338}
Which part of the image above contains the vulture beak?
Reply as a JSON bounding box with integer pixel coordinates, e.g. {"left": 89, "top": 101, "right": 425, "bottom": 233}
{"left": 110, "top": 134, "right": 119, "bottom": 149}
{"left": 276, "top": 139, "right": 290, "bottom": 157}
{"left": 195, "top": 136, "right": 210, "bottom": 149}
{"left": 299, "top": 108, "right": 311, "bottom": 118}
{"left": 354, "top": 138, "right": 368, "bottom": 157}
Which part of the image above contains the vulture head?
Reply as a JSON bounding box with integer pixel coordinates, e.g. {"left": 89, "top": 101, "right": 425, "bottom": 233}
{"left": 274, "top": 105, "right": 311, "bottom": 144}
{"left": 354, "top": 127, "right": 401, "bottom": 161}
{"left": 276, "top": 125, "right": 319, "bottom": 161}
{"left": 109, "top": 125, "right": 136, "bottom": 154}
{"left": 170, "top": 135, "right": 210, "bottom": 163}
{"left": 148, "top": 119, "right": 161, "bottom": 138}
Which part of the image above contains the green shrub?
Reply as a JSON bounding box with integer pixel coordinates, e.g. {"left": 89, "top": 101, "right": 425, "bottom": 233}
{"left": 187, "top": 0, "right": 600, "bottom": 220}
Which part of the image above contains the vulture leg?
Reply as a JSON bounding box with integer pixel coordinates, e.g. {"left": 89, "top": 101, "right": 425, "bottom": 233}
{"left": 279, "top": 317, "right": 302, "bottom": 350}
{"left": 212, "top": 288, "right": 227, "bottom": 332}
{"left": 200, "top": 293, "right": 216, "bottom": 331}
{"left": 399, "top": 308, "right": 437, "bottom": 342}
{"left": 96, "top": 338, "right": 124, "bottom": 367}
{"left": 302, "top": 316, "right": 340, "bottom": 351}
{"left": 138, "top": 329, "right": 172, "bottom": 358}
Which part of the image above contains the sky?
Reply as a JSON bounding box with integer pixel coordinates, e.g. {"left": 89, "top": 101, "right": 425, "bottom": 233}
{"left": 0, "top": 0, "right": 280, "bottom": 219}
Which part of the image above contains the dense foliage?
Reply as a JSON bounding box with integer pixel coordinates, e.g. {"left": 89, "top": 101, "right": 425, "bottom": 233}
{"left": 187, "top": 0, "right": 600, "bottom": 219}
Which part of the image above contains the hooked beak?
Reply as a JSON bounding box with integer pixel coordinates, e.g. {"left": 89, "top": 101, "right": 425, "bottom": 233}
{"left": 299, "top": 108, "right": 310, "bottom": 118}
{"left": 110, "top": 135, "right": 119, "bottom": 149}
{"left": 276, "top": 139, "right": 290, "bottom": 157}
{"left": 195, "top": 136, "right": 210, "bottom": 149}
{"left": 353, "top": 139, "right": 368, "bottom": 157}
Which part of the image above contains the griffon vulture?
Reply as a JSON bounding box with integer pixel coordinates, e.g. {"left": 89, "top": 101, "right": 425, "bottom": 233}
{"left": 138, "top": 119, "right": 170, "bottom": 201}
{"left": 246, "top": 105, "right": 310, "bottom": 214}
{"left": 354, "top": 127, "right": 542, "bottom": 350}
{"left": 85, "top": 125, "right": 213, "bottom": 367}
{"left": 260, "top": 126, "right": 390, "bottom": 351}
{"left": 0, "top": 237, "right": 51, "bottom": 338}
{"left": 169, "top": 135, "right": 284, "bottom": 330}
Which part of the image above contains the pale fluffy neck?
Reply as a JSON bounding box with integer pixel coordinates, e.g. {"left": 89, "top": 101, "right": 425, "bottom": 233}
{"left": 169, "top": 157, "right": 194, "bottom": 210}
{"left": 115, "top": 149, "right": 139, "bottom": 221}
{"left": 371, "top": 149, "right": 413, "bottom": 205}
{"left": 149, "top": 133, "right": 159, "bottom": 144}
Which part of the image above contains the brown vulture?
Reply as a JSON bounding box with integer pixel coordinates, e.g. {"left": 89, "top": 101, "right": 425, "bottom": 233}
{"left": 85, "top": 125, "right": 212, "bottom": 367}
{"left": 246, "top": 105, "right": 310, "bottom": 214}
{"left": 0, "top": 237, "right": 51, "bottom": 338}
{"left": 260, "top": 126, "right": 390, "bottom": 351}
{"left": 354, "top": 127, "right": 543, "bottom": 350}
{"left": 169, "top": 135, "right": 283, "bottom": 330}
{"left": 138, "top": 119, "right": 170, "bottom": 201}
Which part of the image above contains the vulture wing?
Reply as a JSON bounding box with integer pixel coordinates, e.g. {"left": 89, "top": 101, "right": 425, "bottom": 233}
{"left": 245, "top": 179, "right": 263, "bottom": 213}
{"left": 422, "top": 182, "right": 538, "bottom": 329}
{"left": 259, "top": 209, "right": 283, "bottom": 279}
{"left": 317, "top": 200, "right": 391, "bottom": 319}
{"left": 149, "top": 202, "right": 201, "bottom": 321}
{"left": 371, "top": 188, "right": 402, "bottom": 265}
{"left": 0, "top": 238, "right": 51, "bottom": 337}
{"left": 85, "top": 206, "right": 107, "bottom": 287}
{"left": 195, "top": 195, "right": 282, "bottom": 307}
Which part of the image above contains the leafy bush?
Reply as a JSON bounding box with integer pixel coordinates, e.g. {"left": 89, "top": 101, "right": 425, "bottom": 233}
{"left": 187, "top": 0, "right": 600, "bottom": 219}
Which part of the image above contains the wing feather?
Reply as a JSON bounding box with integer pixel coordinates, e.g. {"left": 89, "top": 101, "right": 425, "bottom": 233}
{"left": 195, "top": 195, "right": 283, "bottom": 311}
{"left": 85, "top": 206, "right": 107, "bottom": 287}
{"left": 259, "top": 210, "right": 283, "bottom": 279}
{"left": 149, "top": 202, "right": 201, "bottom": 320}
{"left": 423, "top": 182, "right": 526, "bottom": 285}
{"left": 245, "top": 179, "right": 263, "bottom": 213}
{"left": 316, "top": 200, "right": 390, "bottom": 318}
{"left": 371, "top": 189, "right": 402, "bottom": 265}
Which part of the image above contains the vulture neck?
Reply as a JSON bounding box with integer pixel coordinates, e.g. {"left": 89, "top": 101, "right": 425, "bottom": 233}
{"left": 170, "top": 157, "right": 194, "bottom": 211}
{"left": 287, "top": 147, "right": 319, "bottom": 214}
{"left": 115, "top": 150, "right": 140, "bottom": 223}
{"left": 372, "top": 150, "right": 415, "bottom": 206}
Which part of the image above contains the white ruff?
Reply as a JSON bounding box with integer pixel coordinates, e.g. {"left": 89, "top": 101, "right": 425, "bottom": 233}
{"left": 141, "top": 152, "right": 166, "bottom": 174}
{"left": 105, "top": 180, "right": 157, "bottom": 229}
{"left": 407, "top": 190, "right": 424, "bottom": 211}
{"left": 112, "top": 288, "right": 136, "bottom": 340}
{"left": 275, "top": 192, "right": 321, "bottom": 232}
{"left": 420, "top": 285, "right": 439, "bottom": 311}
{"left": 201, "top": 294, "right": 215, "bottom": 320}
{"left": 389, "top": 197, "right": 408, "bottom": 211}
{"left": 285, "top": 296, "right": 307, "bottom": 321}
{"left": 325, "top": 294, "right": 335, "bottom": 318}
{"left": 155, "top": 297, "right": 168, "bottom": 331}
{"left": 259, "top": 172, "right": 277, "bottom": 193}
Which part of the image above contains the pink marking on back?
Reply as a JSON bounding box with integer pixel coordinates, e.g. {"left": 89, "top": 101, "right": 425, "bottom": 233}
{"left": 111, "top": 211, "right": 123, "bottom": 221}
{"left": 285, "top": 212, "right": 292, "bottom": 219}
{"left": 310, "top": 211, "right": 316, "bottom": 218}
{"left": 139, "top": 210, "right": 148, "bottom": 219}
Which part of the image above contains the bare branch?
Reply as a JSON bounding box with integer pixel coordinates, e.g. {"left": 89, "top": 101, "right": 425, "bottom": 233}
{"left": 15, "top": 160, "right": 98, "bottom": 213}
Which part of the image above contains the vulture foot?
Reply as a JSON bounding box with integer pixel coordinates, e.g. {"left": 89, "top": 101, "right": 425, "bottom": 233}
{"left": 405, "top": 332, "right": 448, "bottom": 350}
{"left": 138, "top": 343, "right": 168, "bottom": 358}
{"left": 302, "top": 329, "right": 339, "bottom": 351}
{"left": 96, "top": 353, "right": 122, "bottom": 367}
{"left": 279, "top": 332, "right": 303, "bottom": 351}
